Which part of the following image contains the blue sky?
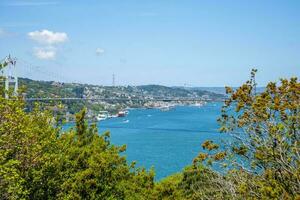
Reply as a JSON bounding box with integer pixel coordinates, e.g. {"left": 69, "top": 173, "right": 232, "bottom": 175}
{"left": 0, "top": 0, "right": 299, "bottom": 86}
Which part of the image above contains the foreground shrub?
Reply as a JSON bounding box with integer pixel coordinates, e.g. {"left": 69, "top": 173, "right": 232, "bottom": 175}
{"left": 0, "top": 97, "right": 154, "bottom": 200}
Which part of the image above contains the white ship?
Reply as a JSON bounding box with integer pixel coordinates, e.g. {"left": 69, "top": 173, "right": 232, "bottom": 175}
{"left": 96, "top": 111, "right": 109, "bottom": 121}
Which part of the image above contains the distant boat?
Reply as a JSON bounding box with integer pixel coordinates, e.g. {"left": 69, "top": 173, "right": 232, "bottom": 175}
{"left": 194, "top": 102, "right": 204, "bottom": 107}
{"left": 160, "top": 106, "right": 169, "bottom": 111}
{"left": 117, "top": 111, "right": 126, "bottom": 117}
{"left": 96, "top": 115, "right": 107, "bottom": 121}
{"left": 97, "top": 111, "right": 109, "bottom": 121}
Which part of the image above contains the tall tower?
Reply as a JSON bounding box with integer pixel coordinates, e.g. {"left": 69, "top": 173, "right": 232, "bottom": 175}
{"left": 0, "top": 55, "right": 18, "bottom": 99}
{"left": 112, "top": 73, "right": 115, "bottom": 87}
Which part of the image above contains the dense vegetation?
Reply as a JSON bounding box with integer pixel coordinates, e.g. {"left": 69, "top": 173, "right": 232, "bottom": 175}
{"left": 1, "top": 71, "right": 299, "bottom": 199}
{"left": 0, "top": 95, "right": 155, "bottom": 199}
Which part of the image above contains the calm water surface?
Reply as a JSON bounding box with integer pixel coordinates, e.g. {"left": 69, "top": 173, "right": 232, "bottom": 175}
{"left": 65, "top": 102, "right": 227, "bottom": 180}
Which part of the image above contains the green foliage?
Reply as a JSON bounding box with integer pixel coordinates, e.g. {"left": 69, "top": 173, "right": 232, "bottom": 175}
{"left": 151, "top": 165, "right": 235, "bottom": 200}
{"left": 0, "top": 96, "right": 154, "bottom": 200}
{"left": 0, "top": 96, "right": 59, "bottom": 199}
{"left": 180, "top": 165, "right": 234, "bottom": 200}
{"left": 218, "top": 69, "right": 300, "bottom": 198}
{"left": 152, "top": 173, "right": 184, "bottom": 200}
{"left": 0, "top": 61, "right": 8, "bottom": 70}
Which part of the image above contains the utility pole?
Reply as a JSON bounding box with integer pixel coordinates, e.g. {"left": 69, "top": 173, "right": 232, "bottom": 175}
{"left": 0, "top": 55, "right": 18, "bottom": 99}
{"left": 112, "top": 73, "right": 115, "bottom": 87}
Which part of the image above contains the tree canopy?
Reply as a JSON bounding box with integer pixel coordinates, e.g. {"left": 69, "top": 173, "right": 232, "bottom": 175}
{"left": 0, "top": 95, "right": 154, "bottom": 200}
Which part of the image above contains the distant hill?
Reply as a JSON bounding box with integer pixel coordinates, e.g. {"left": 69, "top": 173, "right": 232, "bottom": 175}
{"left": 187, "top": 87, "right": 266, "bottom": 95}
{"left": 19, "top": 78, "right": 225, "bottom": 118}
{"left": 20, "top": 78, "right": 224, "bottom": 100}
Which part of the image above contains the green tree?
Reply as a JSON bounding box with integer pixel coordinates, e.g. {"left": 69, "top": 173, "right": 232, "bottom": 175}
{"left": 217, "top": 69, "right": 300, "bottom": 199}
{"left": 0, "top": 96, "right": 60, "bottom": 199}
{"left": 0, "top": 95, "right": 155, "bottom": 199}
{"left": 152, "top": 173, "right": 184, "bottom": 200}
{"left": 56, "top": 108, "right": 155, "bottom": 199}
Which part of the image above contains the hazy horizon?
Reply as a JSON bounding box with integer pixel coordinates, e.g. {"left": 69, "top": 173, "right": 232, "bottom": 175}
{"left": 21, "top": 77, "right": 270, "bottom": 91}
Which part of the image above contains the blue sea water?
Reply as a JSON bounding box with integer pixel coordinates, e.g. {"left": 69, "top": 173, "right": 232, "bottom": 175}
{"left": 65, "top": 102, "right": 227, "bottom": 180}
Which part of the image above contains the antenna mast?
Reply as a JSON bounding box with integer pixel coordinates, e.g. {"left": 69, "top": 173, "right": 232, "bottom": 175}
{"left": 112, "top": 73, "right": 115, "bottom": 87}
{"left": 0, "top": 55, "right": 18, "bottom": 98}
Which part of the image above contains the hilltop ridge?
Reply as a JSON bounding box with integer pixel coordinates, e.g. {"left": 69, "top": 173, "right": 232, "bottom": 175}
{"left": 19, "top": 78, "right": 224, "bottom": 120}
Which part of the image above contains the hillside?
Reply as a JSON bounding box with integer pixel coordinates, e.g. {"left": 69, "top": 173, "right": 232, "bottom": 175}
{"left": 20, "top": 78, "right": 224, "bottom": 100}
{"left": 19, "top": 78, "right": 224, "bottom": 119}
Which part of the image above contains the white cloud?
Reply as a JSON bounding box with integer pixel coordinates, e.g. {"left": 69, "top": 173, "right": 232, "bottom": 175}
{"left": 33, "top": 47, "right": 56, "bottom": 60}
{"left": 28, "top": 29, "right": 68, "bottom": 60}
{"left": 28, "top": 29, "right": 68, "bottom": 45}
{"left": 96, "top": 48, "right": 105, "bottom": 56}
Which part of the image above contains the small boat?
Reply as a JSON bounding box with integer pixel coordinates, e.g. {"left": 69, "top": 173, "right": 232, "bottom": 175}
{"left": 96, "top": 115, "right": 107, "bottom": 121}
{"left": 194, "top": 102, "right": 204, "bottom": 107}
{"left": 160, "top": 106, "right": 173, "bottom": 111}
{"left": 96, "top": 111, "right": 109, "bottom": 121}
{"left": 117, "top": 111, "right": 126, "bottom": 117}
